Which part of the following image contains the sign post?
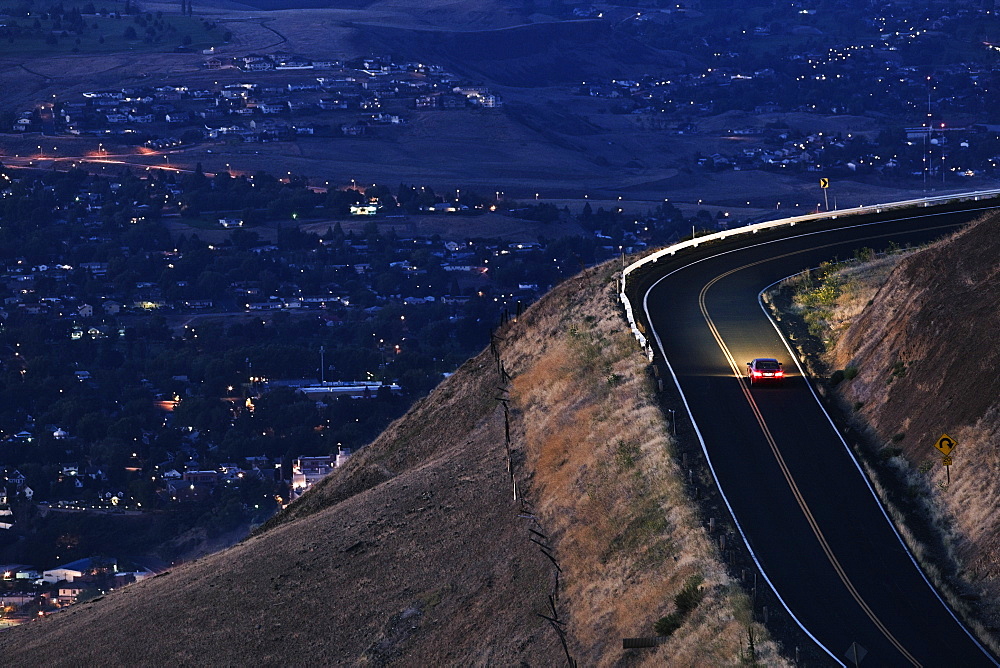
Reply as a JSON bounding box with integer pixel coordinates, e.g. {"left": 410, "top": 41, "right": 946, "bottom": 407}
{"left": 934, "top": 434, "right": 957, "bottom": 485}
{"left": 819, "top": 178, "right": 830, "bottom": 211}
{"left": 845, "top": 641, "right": 867, "bottom": 667}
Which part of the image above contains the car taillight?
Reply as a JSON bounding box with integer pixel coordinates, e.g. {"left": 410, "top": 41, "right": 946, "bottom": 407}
{"left": 752, "top": 371, "right": 762, "bottom": 377}
{"left": 775, "top": 370, "right": 784, "bottom": 377}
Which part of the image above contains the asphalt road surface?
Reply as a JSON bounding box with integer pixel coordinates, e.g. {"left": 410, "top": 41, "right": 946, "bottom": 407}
{"left": 641, "top": 207, "right": 999, "bottom": 667}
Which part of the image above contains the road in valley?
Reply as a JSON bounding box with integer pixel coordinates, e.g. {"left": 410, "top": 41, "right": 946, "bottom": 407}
{"left": 638, "top": 207, "right": 998, "bottom": 666}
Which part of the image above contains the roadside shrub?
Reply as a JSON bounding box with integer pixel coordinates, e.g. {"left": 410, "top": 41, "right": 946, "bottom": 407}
{"left": 653, "top": 574, "right": 705, "bottom": 637}
{"left": 674, "top": 575, "right": 705, "bottom": 615}
{"left": 880, "top": 446, "right": 903, "bottom": 460}
{"left": 843, "top": 366, "right": 859, "bottom": 380}
{"left": 830, "top": 369, "right": 845, "bottom": 386}
{"left": 653, "top": 613, "right": 683, "bottom": 636}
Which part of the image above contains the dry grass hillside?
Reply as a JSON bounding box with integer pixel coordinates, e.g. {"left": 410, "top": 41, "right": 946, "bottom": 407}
{"left": 790, "top": 214, "right": 1000, "bottom": 644}
{"left": 0, "top": 260, "right": 785, "bottom": 665}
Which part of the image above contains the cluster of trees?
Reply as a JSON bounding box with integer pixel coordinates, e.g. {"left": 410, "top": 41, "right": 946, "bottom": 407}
{"left": 0, "top": 2, "right": 219, "bottom": 49}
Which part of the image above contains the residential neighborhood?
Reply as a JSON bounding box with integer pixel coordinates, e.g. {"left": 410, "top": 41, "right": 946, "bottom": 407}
{"left": 584, "top": 2, "right": 1000, "bottom": 182}
{"left": 0, "top": 147, "right": 693, "bottom": 604}
{"left": 0, "top": 555, "right": 163, "bottom": 627}
{"left": 7, "top": 53, "right": 502, "bottom": 144}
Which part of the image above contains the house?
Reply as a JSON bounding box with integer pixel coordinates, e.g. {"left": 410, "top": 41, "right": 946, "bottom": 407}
{"left": 4, "top": 470, "right": 26, "bottom": 486}
{"left": 219, "top": 217, "right": 244, "bottom": 228}
{"left": 77, "top": 304, "right": 94, "bottom": 318}
{"left": 259, "top": 102, "right": 287, "bottom": 115}
{"left": 274, "top": 55, "right": 313, "bottom": 70}
{"left": 477, "top": 94, "right": 502, "bottom": 108}
{"left": 41, "top": 566, "right": 84, "bottom": 584}
{"left": 319, "top": 97, "right": 349, "bottom": 110}
{"left": 415, "top": 93, "right": 439, "bottom": 109}
{"left": 183, "top": 470, "right": 219, "bottom": 485}
{"left": 57, "top": 585, "right": 87, "bottom": 605}
{"left": 79, "top": 262, "right": 109, "bottom": 276}
{"left": 182, "top": 299, "right": 214, "bottom": 309}
{"left": 290, "top": 450, "right": 349, "bottom": 494}
{"left": 241, "top": 55, "right": 274, "bottom": 71}
{"left": 350, "top": 204, "right": 378, "bottom": 216}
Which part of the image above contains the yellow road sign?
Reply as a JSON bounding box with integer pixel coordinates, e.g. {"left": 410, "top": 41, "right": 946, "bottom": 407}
{"left": 819, "top": 178, "right": 830, "bottom": 189}
{"left": 942, "top": 455, "right": 953, "bottom": 466}
{"left": 934, "top": 433, "right": 956, "bottom": 455}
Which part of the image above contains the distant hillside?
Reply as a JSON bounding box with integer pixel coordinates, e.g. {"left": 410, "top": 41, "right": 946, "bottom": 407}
{"left": 350, "top": 21, "right": 693, "bottom": 86}
{"left": 823, "top": 215, "right": 1000, "bottom": 641}
{"left": 0, "top": 262, "right": 784, "bottom": 665}
{"left": 231, "top": 0, "right": 377, "bottom": 7}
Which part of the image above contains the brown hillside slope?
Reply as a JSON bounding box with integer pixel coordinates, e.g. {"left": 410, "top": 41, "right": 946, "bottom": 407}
{"left": 0, "top": 262, "right": 783, "bottom": 665}
{"left": 827, "top": 214, "right": 1000, "bottom": 632}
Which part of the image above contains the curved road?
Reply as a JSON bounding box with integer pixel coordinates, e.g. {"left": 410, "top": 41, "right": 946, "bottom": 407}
{"left": 639, "top": 207, "right": 999, "bottom": 666}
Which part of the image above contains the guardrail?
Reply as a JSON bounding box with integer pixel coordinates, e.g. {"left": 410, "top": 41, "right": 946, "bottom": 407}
{"left": 619, "top": 188, "right": 1000, "bottom": 354}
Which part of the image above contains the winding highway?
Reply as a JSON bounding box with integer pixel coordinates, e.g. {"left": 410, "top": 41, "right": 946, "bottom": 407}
{"left": 632, "top": 204, "right": 999, "bottom": 666}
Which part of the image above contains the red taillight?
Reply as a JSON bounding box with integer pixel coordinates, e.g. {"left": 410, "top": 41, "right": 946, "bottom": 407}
{"left": 775, "top": 370, "right": 784, "bottom": 377}
{"left": 752, "top": 371, "right": 762, "bottom": 377}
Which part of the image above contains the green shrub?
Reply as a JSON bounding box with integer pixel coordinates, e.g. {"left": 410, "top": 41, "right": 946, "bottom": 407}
{"left": 653, "top": 612, "right": 683, "bottom": 637}
{"left": 674, "top": 575, "right": 705, "bottom": 615}
{"left": 652, "top": 574, "right": 706, "bottom": 637}
{"left": 843, "top": 366, "right": 858, "bottom": 380}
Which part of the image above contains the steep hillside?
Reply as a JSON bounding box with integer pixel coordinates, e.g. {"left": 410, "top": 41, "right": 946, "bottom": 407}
{"left": 810, "top": 215, "right": 1000, "bottom": 640}
{"left": 0, "top": 261, "right": 784, "bottom": 665}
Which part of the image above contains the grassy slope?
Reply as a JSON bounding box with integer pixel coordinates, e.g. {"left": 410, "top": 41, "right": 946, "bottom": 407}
{"left": 0, "top": 259, "right": 785, "bottom": 665}
{"left": 782, "top": 214, "right": 1000, "bottom": 651}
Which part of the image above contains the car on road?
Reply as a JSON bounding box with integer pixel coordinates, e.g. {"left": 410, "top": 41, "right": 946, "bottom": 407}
{"left": 746, "top": 358, "right": 784, "bottom": 385}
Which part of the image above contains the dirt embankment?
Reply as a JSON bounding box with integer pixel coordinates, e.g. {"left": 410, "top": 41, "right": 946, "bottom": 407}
{"left": 823, "top": 215, "right": 1000, "bottom": 638}
{"left": 0, "top": 261, "right": 783, "bottom": 665}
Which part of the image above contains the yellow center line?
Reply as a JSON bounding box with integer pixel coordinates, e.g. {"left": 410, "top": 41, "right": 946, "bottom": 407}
{"left": 699, "top": 259, "right": 922, "bottom": 668}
